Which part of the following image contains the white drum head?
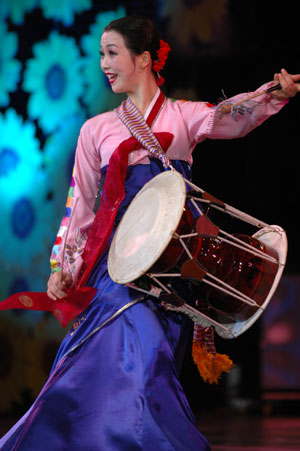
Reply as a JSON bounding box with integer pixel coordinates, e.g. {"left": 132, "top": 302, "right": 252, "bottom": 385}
{"left": 108, "top": 170, "right": 186, "bottom": 284}
{"left": 215, "top": 225, "right": 288, "bottom": 338}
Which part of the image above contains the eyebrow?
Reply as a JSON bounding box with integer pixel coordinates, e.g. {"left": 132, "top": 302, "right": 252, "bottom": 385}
{"left": 100, "top": 43, "right": 118, "bottom": 50}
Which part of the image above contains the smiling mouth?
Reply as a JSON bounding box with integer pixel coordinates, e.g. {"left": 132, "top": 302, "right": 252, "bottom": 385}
{"left": 105, "top": 73, "right": 117, "bottom": 84}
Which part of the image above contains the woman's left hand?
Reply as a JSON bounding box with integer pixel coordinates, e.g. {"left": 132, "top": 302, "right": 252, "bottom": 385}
{"left": 271, "top": 69, "right": 300, "bottom": 99}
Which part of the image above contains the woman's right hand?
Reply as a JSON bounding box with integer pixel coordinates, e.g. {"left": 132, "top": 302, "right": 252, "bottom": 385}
{"left": 271, "top": 69, "right": 300, "bottom": 99}
{"left": 47, "top": 271, "right": 73, "bottom": 300}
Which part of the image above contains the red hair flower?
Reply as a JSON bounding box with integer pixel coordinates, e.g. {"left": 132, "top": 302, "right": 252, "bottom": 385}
{"left": 153, "top": 39, "right": 171, "bottom": 85}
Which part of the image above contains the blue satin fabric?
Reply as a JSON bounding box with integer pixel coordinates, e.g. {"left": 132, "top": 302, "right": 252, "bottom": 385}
{"left": 0, "top": 161, "right": 210, "bottom": 450}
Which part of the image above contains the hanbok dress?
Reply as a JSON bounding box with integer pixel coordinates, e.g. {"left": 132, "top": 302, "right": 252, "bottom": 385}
{"left": 0, "top": 86, "right": 287, "bottom": 450}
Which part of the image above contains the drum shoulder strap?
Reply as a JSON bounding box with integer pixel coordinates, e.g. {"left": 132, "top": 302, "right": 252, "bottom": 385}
{"left": 115, "top": 91, "right": 170, "bottom": 167}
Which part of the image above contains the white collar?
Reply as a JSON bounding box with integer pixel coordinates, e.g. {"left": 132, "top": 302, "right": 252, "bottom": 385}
{"left": 144, "top": 88, "right": 161, "bottom": 120}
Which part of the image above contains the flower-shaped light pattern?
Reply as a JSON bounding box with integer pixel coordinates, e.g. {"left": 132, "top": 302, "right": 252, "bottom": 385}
{"left": 0, "top": 0, "right": 38, "bottom": 25}
{"left": 0, "top": 108, "right": 41, "bottom": 202}
{"left": 43, "top": 111, "right": 86, "bottom": 218}
{"left": 81, "top": 7, "right": 126, "bottom": 116}
{"left": 0, "top": 22, "right": 22, "bottom": 107}
{"left": 0, "top": 167, "right": 55, "bottom": 269}
{"left": 39, "top": 0, "right": 92, "bottom": 26}
{"left": 23, "top": 32, "right": 84, "bottom": 134}
{"left": 162, "top": 0, "right": 228, "bottom": 48}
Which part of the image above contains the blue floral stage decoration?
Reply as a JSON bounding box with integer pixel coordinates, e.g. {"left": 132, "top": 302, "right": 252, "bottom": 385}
{"left": 0, "top": 170, "right": 55, "bottom": 269}
{"left": 0, "top": 22, "right": 22, "bottom": 107}
{"left": 0, "top": 109, "right": 54, "bottom": 269}
{"left": 40, "top": 0, "right": 92, "bottom": 26}
{"left": 0, "top": 0, "right": 38, "bottom": 25}
{"left": 0, "top": 108, "right": 41, "bottom": 200}
{"left": 81, "top": 6, "right": 126, "bottom": 116}
{"left": 23, "top": 31, "right": 85, "bottom": 134}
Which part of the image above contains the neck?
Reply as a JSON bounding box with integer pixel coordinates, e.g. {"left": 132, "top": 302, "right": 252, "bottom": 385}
{"left": 127, "top": 77, "right": 159, "bottom": 116}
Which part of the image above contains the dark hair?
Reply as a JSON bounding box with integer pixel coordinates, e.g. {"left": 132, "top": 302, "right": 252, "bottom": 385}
{"left": 104, "top": 16, "right": 161, "bottom": 78}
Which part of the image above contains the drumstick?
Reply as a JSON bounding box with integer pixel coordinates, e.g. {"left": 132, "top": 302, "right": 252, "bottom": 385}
{"left": 221, "top": 83, "right": 282, "bottom": 114}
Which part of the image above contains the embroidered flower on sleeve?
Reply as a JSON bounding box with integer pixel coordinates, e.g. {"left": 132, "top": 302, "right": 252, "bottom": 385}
{"left": 64, "top": 228, "right": 88, "bottom": 273}
{"left": 218, "top": 100, "right": 258, "bottom": 121}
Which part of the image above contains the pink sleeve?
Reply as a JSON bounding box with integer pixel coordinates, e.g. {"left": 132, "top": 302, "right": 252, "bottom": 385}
{"left": 208, "top": 82, "right": 288, "bottom": 140}
{"left": 178, "top": 82, "right": 288, "bottom": 144}
{"left": 50, "top": 120, "right": 101, "bottom": 283}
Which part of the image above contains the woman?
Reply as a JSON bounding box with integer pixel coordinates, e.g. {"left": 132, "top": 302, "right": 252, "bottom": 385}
{"left": 1, "top": 15, "right": 299, "bottom": 451}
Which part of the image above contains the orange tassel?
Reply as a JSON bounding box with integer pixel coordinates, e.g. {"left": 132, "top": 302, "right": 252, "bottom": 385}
{"left": 192, "top": 341, "right": 234, "bottom": 384}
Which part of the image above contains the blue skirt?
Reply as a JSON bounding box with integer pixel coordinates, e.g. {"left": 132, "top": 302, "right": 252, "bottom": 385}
{"left": 0, "top": 161, "right": 210, "bottom": 450}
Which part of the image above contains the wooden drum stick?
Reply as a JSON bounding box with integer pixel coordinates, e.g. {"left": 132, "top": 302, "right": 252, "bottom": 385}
{"left": 221, "top": 83, "right": 282, "bottom": 114}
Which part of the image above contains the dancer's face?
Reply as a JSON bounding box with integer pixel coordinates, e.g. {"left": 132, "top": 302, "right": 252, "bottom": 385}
{"left": 100, "top": 31, "right": 142, "bottom": 94}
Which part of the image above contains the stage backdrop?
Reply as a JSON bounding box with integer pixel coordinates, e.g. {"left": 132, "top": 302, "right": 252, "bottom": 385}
{"left": 0, "top": 0, "right": 299, "bottom": 414}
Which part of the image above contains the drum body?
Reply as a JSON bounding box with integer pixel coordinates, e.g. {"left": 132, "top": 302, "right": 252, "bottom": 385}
{"left": 108, "top": 170, "right": 287, "bottom": 339}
